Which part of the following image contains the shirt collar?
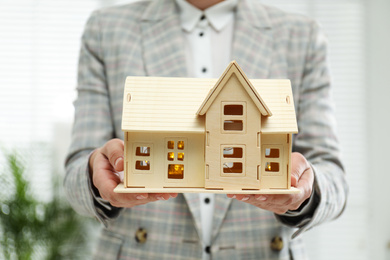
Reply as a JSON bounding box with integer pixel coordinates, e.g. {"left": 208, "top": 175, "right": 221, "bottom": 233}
{"left": 175, "top": 0, "right": 238, "bottom": 32}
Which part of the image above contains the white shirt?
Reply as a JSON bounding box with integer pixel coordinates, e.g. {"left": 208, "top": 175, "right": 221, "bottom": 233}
{"left": 175, "top": 0, "right": 238, "bottom": 259}
{"left": 176, "top": 0, "right": 237, "bottom": 78}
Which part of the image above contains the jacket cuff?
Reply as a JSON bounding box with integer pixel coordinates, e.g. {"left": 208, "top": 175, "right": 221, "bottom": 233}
{"left": 274, "top": 166, "right": 320, "bottom": 238}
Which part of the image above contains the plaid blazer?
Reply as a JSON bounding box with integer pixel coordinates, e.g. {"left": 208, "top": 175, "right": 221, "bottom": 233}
{"left": 64, "top": 0, "right": 348, "bottom": 259}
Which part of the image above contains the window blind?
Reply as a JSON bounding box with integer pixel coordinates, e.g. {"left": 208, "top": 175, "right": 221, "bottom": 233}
{"left": 0, "top": 0, "right": 100, "bottom": 201}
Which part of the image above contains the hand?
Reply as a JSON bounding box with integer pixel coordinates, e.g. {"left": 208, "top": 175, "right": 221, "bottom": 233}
{"left": 227, "top": 152, "right": 314, "bottom": 215}
{"left": 89, "top": 138, "right": 177, "bottom": 208}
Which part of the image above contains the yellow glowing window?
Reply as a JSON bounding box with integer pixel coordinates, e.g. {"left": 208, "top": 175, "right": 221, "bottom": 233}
{"left": 177, "top": 153, "right": 184, "bottom": 161}
{"left": 136, "top": 146, "right": 150, "bottom": 156}
{"left": 265, "top": 148, "right": 279, "bottom": 158}
{"left": 135, "top": 160, "right": 150, "bottom": 171}
{"left": 167, "top": 141, "right": 175, "bottom": 149}
{"left": 168, "top": 164, "right": 184, "bottom": 179}
{"left": 177, "top": 141, "right": 184, "bottom": 150}
{"left": 167, "top": 152, "right": 174, "bottom": 161}
{"left": 223, "top": 162, "right": 243, "bottom": 173}
{"left": 265, "top": 162, "right": 279, "bottom": 172}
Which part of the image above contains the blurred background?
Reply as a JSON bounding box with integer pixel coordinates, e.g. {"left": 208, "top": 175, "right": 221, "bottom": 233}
{"left": 0, "top": 0, "right": 389, "bottom": 259}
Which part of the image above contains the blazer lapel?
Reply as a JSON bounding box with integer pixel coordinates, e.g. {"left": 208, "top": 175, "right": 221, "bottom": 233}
{"left": 211, "top": 194, "right": 232, "bottom": 242}
{"left": 141, "top": 0, "right": 187, "bottom": 77}
{"left": 232, "top": 0, "right": 273, "bottom": 79}
{"left": 183, "top": 193, "right": 202, "bottom": 240}
{"left": 184, "top": 193, "right": 233, "bottom": 243}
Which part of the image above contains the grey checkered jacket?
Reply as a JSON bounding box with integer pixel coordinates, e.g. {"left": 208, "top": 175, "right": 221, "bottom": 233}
{"left": 64, "top": 0, "right": 348, "bottom": 259}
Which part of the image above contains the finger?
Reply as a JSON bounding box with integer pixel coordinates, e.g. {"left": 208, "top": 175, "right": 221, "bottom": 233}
{"left": 92, "top": 152, "right": 120, "bottom": 192}
{"left": 96, "top": 183, "right": 157, "bottom": 208}
{"left": 92, "top": 153, "right": 136, "bottom": 205}
{"left": 252, "top": 194, "right": 298, "bottom": 213}
{"left": 169, "top": 193, "right": 178, "bottom": 198}
{"left": 153, "top": 193, "right": 177, "bottom": 201}
{"left": 154, "top": 193, "right": 169, "bottom": 201}
{"left": 254, "top": 194, "right": 268, "bottom": 201}
{"left": 112, "top": 192, "right": 179, "bottom": 207}
{"left": 291, "top": 174, "right": 298, "bottom": 187}
{"left": 291, "top": 152, "right": 311, "bottom": 187}
{"left": 226, "top": 194, "right": 251, "bottom": 201}
{"left": 107, "top": 193, "right": 154, "bottom": 208}
{"left": 93, "top": 163, "right": 151, "bottom": 205}
{"left": 272, "top": 207, "right": 289, "bottom": 215}
{"left": 255, "top": 194, "right": 292, "bottom": 206}
{"left": 295, "top": 167, "right": 314, "bottom": 200}
{"left": 101, "top": 138, "right": 125, "bottom": 172}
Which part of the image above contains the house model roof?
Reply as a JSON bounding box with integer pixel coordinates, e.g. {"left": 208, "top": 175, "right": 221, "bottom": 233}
{"left": 122, "top": 61, "right": 298, "bottom": 134}
{"left": 197, "top": 61, "right": 272, "bottom": 117}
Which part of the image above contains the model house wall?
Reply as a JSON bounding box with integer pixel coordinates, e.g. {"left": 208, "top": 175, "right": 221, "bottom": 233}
{"left": 124, "top": 132, "right": 205, "bottom": 188}
{"left": 197, "top": 63, "right": 271, "bottom": 190}
{"left": 120, "top": 61, "right": 298, "bottom": 192}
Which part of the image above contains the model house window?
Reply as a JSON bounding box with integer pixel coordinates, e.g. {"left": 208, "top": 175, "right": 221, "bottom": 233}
{"left": 265, "top": 148, "right": 279, "bottom": 158}
{"left": 222, "top": 102, "right": 246, "bottom": 132}
{"left": 166, "top": 139, "right": 186, "bottom": 179}
{"left": 265, "top": 162, "right": 279, "bottom": 172}
{"left": 224, "top": 104, "right": 243, "bottom": 115}
{"left": 222, "top": 146, "right": 245, "bottom": 175}
{"left": 223, "top": 162, "right": 243, "bottom": 173}
{"left": 167, "top": 152, "right": 174, "bottom": 161}
{"left": 264, "top": 148, "right": 280, "bottom": 173}
{"left": 136, "top": 146, "right": 150, "bottom": 156}
{"left": 168, "top": 164, "right": 184, "bottom": 179}
{"left": 135, "top": 160, "right": 150, "bottom": 170}
{"left": 177, "top": 153, "right": 184, "bottom": 161}
{"left": 224, "top": 120, "right": 243, "bottom": 131}
{"left": 223, "top": 147, "right": 243, "bottom": 158}
{"left": 134, "top": 145, "right": 152, "bottom": 172}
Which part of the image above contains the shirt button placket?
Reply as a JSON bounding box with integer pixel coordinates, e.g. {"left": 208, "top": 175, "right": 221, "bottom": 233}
{"left": 195, "top": 15, "right": 211, "bottom": 78}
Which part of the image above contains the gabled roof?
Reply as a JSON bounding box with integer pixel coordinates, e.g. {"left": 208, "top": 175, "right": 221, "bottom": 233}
{"left": 250, "top": 79, "right": 298, "bottom": 133}
{"left": 197, "top": 61, "right": 272, "bottom": 116}
{"left": 122, "top": 64, "right": 298, "bottom": 134}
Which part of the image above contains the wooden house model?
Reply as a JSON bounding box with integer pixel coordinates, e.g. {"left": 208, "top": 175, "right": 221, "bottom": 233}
{"left": 115, "top": 61, "right": 299, "bottom": 194}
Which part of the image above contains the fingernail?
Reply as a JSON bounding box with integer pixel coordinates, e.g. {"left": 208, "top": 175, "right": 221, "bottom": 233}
{"left": 115, "top": 157, "right": 123, "bottom": 168}
{"left": 256, "top": 195, "right": 267, "bottom": 201}
{"left": 241, "top": 196, "right": 250, "bottom": 201}
{"left": 156, "top": 196, "right": 166, "bottom": 201}
{"left": 136, "top": 195, "right": 147, "bottom": 200}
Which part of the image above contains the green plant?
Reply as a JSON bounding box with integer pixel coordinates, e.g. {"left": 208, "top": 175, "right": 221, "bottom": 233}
{"left": 0, "top": 152, "right": 88, "bottom": 259}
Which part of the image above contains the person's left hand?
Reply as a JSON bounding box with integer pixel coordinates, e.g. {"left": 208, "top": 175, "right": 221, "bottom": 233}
{"left": 227, "top": 152, "right": 314, "bottom": 215}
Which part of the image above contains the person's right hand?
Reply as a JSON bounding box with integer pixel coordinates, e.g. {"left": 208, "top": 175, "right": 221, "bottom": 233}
{"left": 89, "top": 138, "right": 178, "bottom": 208}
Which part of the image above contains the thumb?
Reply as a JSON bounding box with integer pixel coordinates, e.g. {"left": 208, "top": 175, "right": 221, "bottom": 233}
{"left": 101, "top": 138, "right": 125, "bottom": 172}
{"left": 290, "top": 152, "right": 311, "bottom": 187}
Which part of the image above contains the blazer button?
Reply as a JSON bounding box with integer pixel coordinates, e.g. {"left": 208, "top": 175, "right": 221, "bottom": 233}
{"left": 135, "top": 228, "right": 147, "bottom": 243}
{"left": 270, "top": 236, "right": 283, "bottom": 251}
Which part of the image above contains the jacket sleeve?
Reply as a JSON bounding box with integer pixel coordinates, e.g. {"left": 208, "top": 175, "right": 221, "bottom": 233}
{"left": 64, "top": 11, "right": 122, "bottom": 225}
{"left": 276, "top": 20, "right": 348, "bottom": 237}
